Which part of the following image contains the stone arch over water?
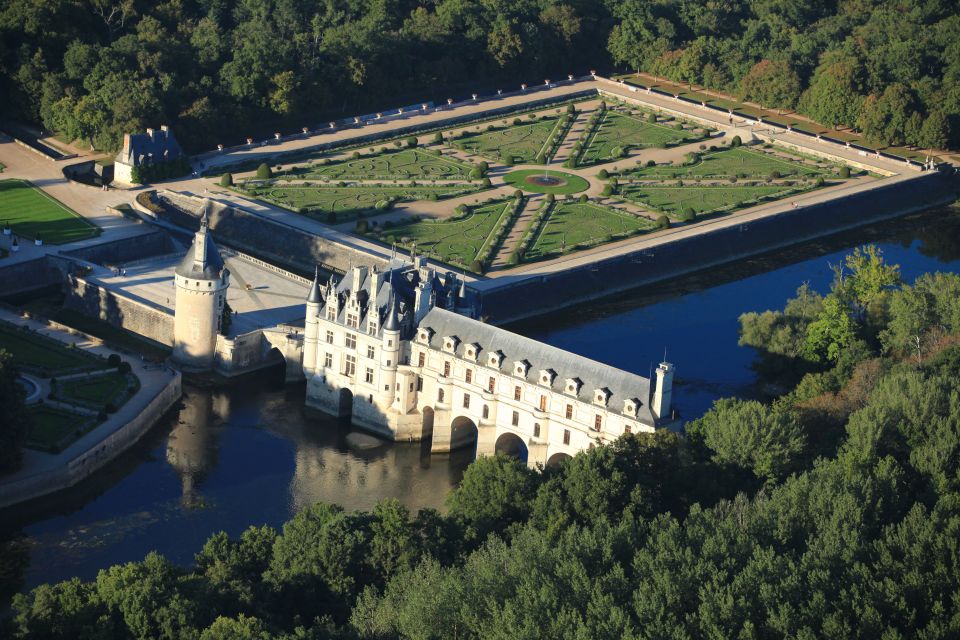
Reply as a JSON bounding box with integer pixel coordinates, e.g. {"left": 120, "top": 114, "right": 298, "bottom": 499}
{"left": 495, "top": 432, "right": 528, "bottom": 463}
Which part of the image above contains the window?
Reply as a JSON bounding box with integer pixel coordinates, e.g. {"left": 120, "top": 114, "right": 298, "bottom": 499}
{"left": 387, "top": 339, "right": 393, "bottom": 347}
{"left": 418, "top": 352, "right": 425, "bottom": 368}
{"left": 563, "top": 429, "right": 571, "bottom": 445}
{"left": 345, "top": 333, "right": 356, "bottom": 349}
{"left": 386, "top": 359, "right": 392, "bottom": 366}
{"left": 463, "top": 393, "right": 471, "bottom": 409}
{"left": 443, "top": 361, "right": 451, "bottom": 377}
{"left": 533, "top": 423, "right": 541, "bottom": 438}
{"left": 327, "top": 307, "right": 336, "bottom": 320}
{"left": 365, "top": 368, "right": 374, "bottom": 383}
{"left": 539, "top": 395, "right": 547, "bottom": 411}
{"left": 323, "top": 352, "right": 332, "bottom": 368}
{"left": 488, "top": 377, "right": 496, "bottom": 393}
{"left": 511, "top": 411, "right": 519, "bottom": 426}
{"left": 565, "top": 404, "right": 573, "bottom": 419}
{"left": 624, "top": 425, "right": 631, "bottom": 434}
{"left": 438, "top": 389, "right": 445, "bottom": 402}
{"left": 325, "top": 330, "right": 334, "bottom": 344}
{"left": 367, "top": 346, "right": 375, "bottom": 359}
{"left": 514, "top": 386, "right": 521, "bottom": 401}
{"left": 465, "top": 369, "right": 473, "bottom": 384}
{"left": 344, "top": 354, "right": 356, "bottom": 377}
{"left": 346, "top": 313, "right": 358, "bottom": 328}
{"left": 368, "top": 321, "right": 377, "bottom": 334}
{"left": 482, "top": 405, "right": 489, "bottom": 419}
{"left": 417, "top": 376, "right": 423, "bottom": 391}
{"left": 594, "top": 415, "right": 602, "bottom": 432}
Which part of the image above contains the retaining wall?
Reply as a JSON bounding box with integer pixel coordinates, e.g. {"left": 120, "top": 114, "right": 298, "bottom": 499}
{"left": 475, "top": 169, "right": 960, "bottom": 324}
{"left": 64, "top": 276, "right": 175, "bottom": 346}
{"left": 62, "top": 230, "right": 174, "bottom": 266}
{"left": 0, "top": 257, "right": 62, "bottom": 297}
{"left": 0, "top": 370, "right": 181, "bottom": 509}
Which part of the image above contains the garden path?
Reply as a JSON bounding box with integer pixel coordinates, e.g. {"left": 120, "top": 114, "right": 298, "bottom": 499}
{"left": 488, "top": 195, "right": 544, "bottom": 271}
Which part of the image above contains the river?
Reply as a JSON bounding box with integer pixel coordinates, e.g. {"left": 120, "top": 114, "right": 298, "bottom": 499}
{"left": 2, "top": 206, "right": 959, "bottom": 596}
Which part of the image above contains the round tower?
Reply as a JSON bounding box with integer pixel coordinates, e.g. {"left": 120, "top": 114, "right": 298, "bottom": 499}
{"left": 379, "top": 291, "right": 400, "bottom": 406}
{"left": 302, "top": 266, "right": 322, "bottom": 376}
{"left": 172, "top": 212, "right": 229, "bottom": 370}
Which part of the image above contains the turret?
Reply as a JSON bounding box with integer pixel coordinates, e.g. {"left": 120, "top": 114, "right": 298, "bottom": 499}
{"left": 303, "top": 266, "right": 322, "bottom": 375}
{"left": 380, "top": 291, "right": 400, "bottom": 404}
{"left": 172, "top": 211, "right": 229, "bottom": 370}
{"left": 652, "top": 361, "right": 674, "bottom": 421}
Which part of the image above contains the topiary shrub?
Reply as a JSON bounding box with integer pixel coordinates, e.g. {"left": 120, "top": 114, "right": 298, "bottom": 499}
{"left": 513, "top": 190, "right": 523, "bottom": 199}
{"left": 107, "top": 353, "right": 121, "bottom": 367}
{"left": 680, "top": 208, "right": 696, "bottom": 222}
{"left": 256, "top": 163, "right": 272, "bottom": 179}
{"left": 118, "top": 362, "right": 132, "bottom": 374}
{"left": 546, "top": 193, "right": 555, "bottom": 203}
{"left": 433, "top": 132, "right": 444, "bottom": 144}
{"left": 674, "top": 123, "right": 684, "bottom": 131}
{"left": 839, "top": 166, "right": 851, "bottom": 178}
{"left": 356, "top": 219, "right": 369, "bottom": 233}
{"left": 646, "top": 159, "right": 656, "bottom": 167}
{"left": 597, "top": 169, "right": 609, "bottom": 180}
{"left": 482, "top": 178, "right": 492, "bottom": 187}
{"left": 815, "top": 176, "right": 825, "bottom": 187}
{"left": 647, "top": 113, "right": 657, "bottom": 123}
{"left": 220, "top": 173, "right": 233, "bottom": 187}
{"left": 406, "top": 136, "right": 418, "bottom": 148}
{"left": 656, "top": 215, "right": 670, "bottom": 229}
{"left": 769, "top": 170, "right": 781, "bottom": 179}
{"left": 578, "top": 194, "right": 588, "bottom": 203}
{"left": 731, "top": 135, "right": 742, "bottom": 147}
{"left": 470, "top": 259, "right": 484, "bottom": 274}
{"left": 469, "top": 167, "right": 483, "bottom": 180}
{"left": 600, "top": 185, "right": 613, "bottom": 197}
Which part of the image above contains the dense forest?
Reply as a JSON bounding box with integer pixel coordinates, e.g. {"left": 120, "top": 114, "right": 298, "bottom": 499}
{"left": 5, "top": 246, "right": 960, "bottom": 638}
{"left": 0, "top": 0, "right": 958, "bottom": 153}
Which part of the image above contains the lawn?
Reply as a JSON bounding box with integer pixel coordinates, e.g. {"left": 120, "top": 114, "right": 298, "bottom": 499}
{"left": 453, "top": 116, "right": 564, "bottom": 164}
{"left": 503, "top": 169, "right": 590, "bottom": 195}
{"left": 0, "top": 321, "right": 105, "bottom": 373}
{"left": 525, "top": 202, "right": 655, "bottom": 261}
{"left": 374, "top": 200, "right": 514, "bottom": 269}
{"left": 247, "top": 184, "right": 474, "bottom": 222}
{"left": 59, "top": 372, "right": 130, "bottom": 405}
{"left": 579, "top": 111, "right": 700, "bottom": 165}
{"left": 284, "top": 148, "right": 475, "bottom": 181}
{"left": 26, "top": 404, "right": 92, "bottom": 451}
{"left": 0, "top": 179, "right": 99, "bottom": 244}
{"left": 620, "top": 184, "right": 804, "bottom": 217}
{"left": 627, "top": 147, "right": 829, "bottom": 179}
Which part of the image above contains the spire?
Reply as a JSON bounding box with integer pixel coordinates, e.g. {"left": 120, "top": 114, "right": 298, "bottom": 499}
{"left": 307, "top": 265, "right": 322, "bottom": 304}
{"left": 383, "top": 290, "right": 400, "bottom": 332}
{"left": 458, "top": 272, "right": 467, "bottom": 299}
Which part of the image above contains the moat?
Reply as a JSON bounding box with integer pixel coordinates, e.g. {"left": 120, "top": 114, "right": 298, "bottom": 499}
{"left": 2, "top": 206, "right": 959, "bottom": 596}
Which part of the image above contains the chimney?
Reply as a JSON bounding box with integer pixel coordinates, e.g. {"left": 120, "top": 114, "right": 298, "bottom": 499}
{"left": 146, "top": 127, "right": 155, "bottom": 141}
{"left": 160, "top": 125, "right": 170, "bottom": 139}
{"left": 123, "top": 133, "right": 131, "bottom": 154}
{"left": 652, "top": 362, "right": 675, "bottom": 421}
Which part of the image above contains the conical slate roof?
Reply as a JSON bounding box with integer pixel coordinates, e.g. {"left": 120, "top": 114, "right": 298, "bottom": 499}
{"left": 307, "top": 266, "right": 322, "bottom": 304}
{"left": 175, "top": 213, "right": 224, "bottom": 279}
{"left": 383, "top": 291, "right": 400, "bottom": 331}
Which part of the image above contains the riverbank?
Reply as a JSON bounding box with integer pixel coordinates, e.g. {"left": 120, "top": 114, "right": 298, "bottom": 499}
{"left": 0, "top": 309, "right": 181, "bottom": 509}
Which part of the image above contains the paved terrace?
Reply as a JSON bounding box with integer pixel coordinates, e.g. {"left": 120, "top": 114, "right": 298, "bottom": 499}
{"left": 88, "top": 251, "right": 310, "bottom": 337}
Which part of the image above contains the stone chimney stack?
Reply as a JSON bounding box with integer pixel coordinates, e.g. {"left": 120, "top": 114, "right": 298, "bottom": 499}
{"left": 652, "top": 362, "right": 675, "bottom": 421}
{"left": 123, "top": 133, "right": 131, "bottom": 155}
{"left": 160, "top": 125, "right": 170, "bottom": 139}
{"left": 146, "top": 127, "right": 155, "bottom": 141}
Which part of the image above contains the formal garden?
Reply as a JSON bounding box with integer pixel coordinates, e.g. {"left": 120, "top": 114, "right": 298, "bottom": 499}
{"left": 576, "top": 108, "right": 705, "bottom": 165}
{"left": 624, "top": 146, "right": 834, "bottom": 180}
{"left": 0, "top": 179, "right": 100, "bottom": 244}
{"left": 450, "top": 112, "right": 571, "bottom": 164}
{"left": 619, "top": 184, "right": 806, "bottom": 218}
{"left": 277, "top": 147, "right": 476, "bottom": 181}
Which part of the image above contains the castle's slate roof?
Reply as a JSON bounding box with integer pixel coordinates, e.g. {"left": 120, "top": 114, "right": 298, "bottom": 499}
{"left": 419, "top": 307, "right": 655, "bottom": 423}
{"left": 175, "top": 231, "right": 224, "bottom": 279}
{"left": 116, "top": 128, "right": 183, "bottom": 166}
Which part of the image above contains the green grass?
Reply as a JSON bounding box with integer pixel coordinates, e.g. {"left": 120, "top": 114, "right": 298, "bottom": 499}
{"left": 26, "top": 404, "right": 91, "bottom": 450}
{"left": 282, "top": 148, "right": 475, "bottom": 181}
{"left": 0, "top": 179, "right": 99, "bottom": 244}
{"left": 628, "top": 147, "right": 829, "bottom": 179}
{"left": 525, "top": 202, "right": 655, "bottom": 261}
{"left": 247, "top": 184, "right": 474, "bottom": 222}
{"left": 373, "top": 200, "right": 514, "bottom": 269}
{"left": 59, "top": 372, "right": 130, "bottom": 405}
{"left": 579, "top": 111, "right": 700, "bottom": 165}
{"left": 503, "top": 170, "right": 590, "bottom": 195}
{"left": 0, "top": 321, "right": 105, "bottom": 373}
{"left": 620, "top": 184, "right": 804, "bottom": 218}
{"left": 453, "top": 116, "right": 564, "bottom": 164}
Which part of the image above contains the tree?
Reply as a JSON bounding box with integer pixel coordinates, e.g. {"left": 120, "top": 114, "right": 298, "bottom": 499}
{"left": 858, "top": 84, "right": 919, "bottom": 147}
{"left": 739, "top": 60, "right": 802, "bottom": 112}
{"left": 0, "top": 350, "right": 29, "bottom": 474}
{"left": 487, "top": 18, "right": 523, "bottom": 67}
{"left": 686, "top": 398, "right": 806, "bottom": 484}
{"left": 798, "top": 60, "right": 865, "bottom": 129}
{"left": 200, "top": 615, "right": 272, "bottom": 640}
{"left": 918, "top": 110, "right": 950, "bottom": 151}
{"left": 803, "top": 293, "right": 857, "bottom": 363}
{"left": 447, "top": 454, "right": 538, "bottom": 539}
{"left": 255, "top": 163, "right": 271, "bottom": 180}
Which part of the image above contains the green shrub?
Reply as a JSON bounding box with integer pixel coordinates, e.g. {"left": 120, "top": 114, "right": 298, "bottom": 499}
{"left": 478, "top": 161, "right": 488, "bottom": 173}
{"left": 513, "top": 118, "right": 522, "bottom": 125}
{"left": 567, "top": 103, "right": 576, "bottom": 114}
{"left": 220, "top": 172, "right": 233, "bottom": 187}
{"left": 600, "top": 185, "right": 613, "bottom": 197}
{"left": 117, "top": 362, "right": 132, "bottom": 374}
{"left": 469, "top": 167, "right": 483, "bottom": 179}
{"left": 470, "top": 259, "right": 484, "bottom": 274}
{"left": 646, "top": 159, "right": 656, "bottom": 167}
{"left": 597, "top": 169, "right": 608, "bottom": 180}
{"left": 433, "top": 132, "right": 443, "bottom": 144}
{"left": 578, "top": 194, "right": 588, "bottom": 203}
{"left": 656, "top": 215, "right": 670, "bottom": 229}
{"left": 355, "top": 219, "right": 369, "bottom": 233}
{"left": 647, "top": 113, "right": 657, "bottom": 123}
{"left": 680, "top": 208, "right": 696, "bottom": 222}
{"left": 406, "top": 136, "right": 418, "bottom": 148}
{"left": 731, "top": 135, "right": 742, "bottom": 147}
{"left": 326, "top": 211, "right": 337, "bottom": 224}
{"left": 107, "top": 353, "right": 121, "bottom": 367}
{"left": 815, "top": 176, "right": 825, "bottom": 187}
{"left": 770, "top": 170, "right": 781, "bottom": 179}
{"left": 674, "top": 123, "right": 684, "bottom": 131}
{"left": 513, "top": 190, "right": 523, "bottom": 199}
{"left": 255, "top": 163, "right": 272, "bottom": 179}
{"left": 546, "top": 193, "right": 555, "bottom": 203}
{"left": 839, "top": 166, "right": 851, "bottom": 178}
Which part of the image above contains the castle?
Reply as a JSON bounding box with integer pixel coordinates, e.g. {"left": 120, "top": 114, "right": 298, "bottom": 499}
{"left": 170, "top": 222, "right": 675, "bottom": 465}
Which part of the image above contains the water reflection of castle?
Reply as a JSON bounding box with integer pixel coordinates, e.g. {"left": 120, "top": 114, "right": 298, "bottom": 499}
{"left": 165, "top": 389, "right": 225, "bottom": 507}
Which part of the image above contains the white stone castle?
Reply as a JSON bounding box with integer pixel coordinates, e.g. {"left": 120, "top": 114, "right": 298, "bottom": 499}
{"left": 300, "top": 258, "right": 675, "bottom": 466}
{"left": 170, "top": 220, "right": 675, "bottom": 465}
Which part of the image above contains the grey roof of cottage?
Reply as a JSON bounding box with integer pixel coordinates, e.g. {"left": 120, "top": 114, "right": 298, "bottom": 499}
{"left": 175, "top": 229, "right": 225, "bottom": 279}
{"left": 420, "top": 307, "right": 655, "bottom": 423}
{"left": 115, "top": 128, "right": 183, "bottom": 166}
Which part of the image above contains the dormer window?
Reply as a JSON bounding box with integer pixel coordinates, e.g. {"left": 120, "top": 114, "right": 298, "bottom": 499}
{"left": 514, "top": 360, "right": 531, "bottom": 377}
{"left": 465, "top": 343, "right": 481, "bottom": 361}
{"left": 488, "top": 350, "right": 504, "bottom": 368}
{"left": 539, "top": 369, "right": 556, "bottom": 386}
{"left": 565, "top": 378, "right": 582, "bottom": 395}
{"left": 593, "top": 388, "right": 611, "bottom": 406}
{"left": 368, "top": 320, "right": 377, "bottom": 334}
{"left": 623, "top": 398, "right": 640, "bottom": 417}
{"left": 443, "top": 336, "right": 460, "bottom": 353}
{"left": 417, "top": 327, "right": 434, "bottom": 344}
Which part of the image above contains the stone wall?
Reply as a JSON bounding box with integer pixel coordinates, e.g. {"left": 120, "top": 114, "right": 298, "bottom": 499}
{"left": 0, "top": 370, "right": 182, "bottom": 509}
{"left": 65, "top": 276, "right": 175, "bottom": 346}
{"left": 475, "top": 169, "right": 960, "bottom": 324}
{"left": 0, "top": 257, "right": 62, "bottom": 297}
{"left": 62, "top": 230, "right": 174, "bottom": 266}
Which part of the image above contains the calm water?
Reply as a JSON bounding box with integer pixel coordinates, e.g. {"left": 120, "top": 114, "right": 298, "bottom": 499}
{"left": 2, "top": 206, "right": 959, "bottom": 595}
